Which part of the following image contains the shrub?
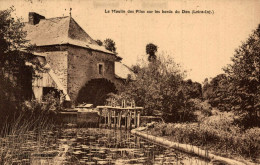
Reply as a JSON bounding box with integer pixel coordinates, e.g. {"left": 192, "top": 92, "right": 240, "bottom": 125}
{"left": 193, "top": 99, "right": 212, "bottom": 123}
{"left": 150, "top": 122, "right": 168, "bottom": 136}
{"left": 148, "top": 120, "right": 260, "bottom": 161}
{"left": 202, "top": 111, "right": 237, "bottom": 131}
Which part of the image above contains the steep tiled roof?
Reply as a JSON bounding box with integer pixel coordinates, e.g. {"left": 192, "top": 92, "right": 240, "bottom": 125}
{"left": 23, "top": 16, "right": 116, "bottom": 55}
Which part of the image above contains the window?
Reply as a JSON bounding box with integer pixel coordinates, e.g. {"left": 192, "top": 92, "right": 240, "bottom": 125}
{"left": 98, "top": 63, "right": 104, "bottom": 75}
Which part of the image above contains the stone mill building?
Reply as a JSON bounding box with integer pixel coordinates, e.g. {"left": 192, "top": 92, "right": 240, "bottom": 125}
{"left": 24, "top": 12, "right": 135, "bottom": 106}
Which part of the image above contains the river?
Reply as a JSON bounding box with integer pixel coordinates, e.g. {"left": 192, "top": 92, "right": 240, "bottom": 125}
{"left": 30, "top": 128, "right": 210, "bottom": 165}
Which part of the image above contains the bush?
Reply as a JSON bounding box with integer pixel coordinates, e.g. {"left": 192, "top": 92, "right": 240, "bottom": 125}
{"left": 148, "top": 116, "right": 260, "bottom": 161}
{"left": 150, "top": 122, "right": 168, "bottom": 136}
{"left": 192, "top": 99, "right": 212, "bottom": 123}
{"left": 202, "top": 111, "right": 238, "bottom": 131}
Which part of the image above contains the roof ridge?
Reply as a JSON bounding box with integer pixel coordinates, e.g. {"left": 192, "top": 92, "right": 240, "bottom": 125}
{"left": 43, "top": 16, "right": 69, "bottom": 20}
{"left": 23, "top": 16, "right": 69, "bottom": 23}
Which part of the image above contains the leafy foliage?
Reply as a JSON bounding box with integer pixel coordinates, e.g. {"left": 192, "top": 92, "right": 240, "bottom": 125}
{"left": 96, "top": 39, "right": 103, "bottom": 46}
{"left": 146, "top": 43, "right": 157, "bottom": 62}
{"left": 0, "top": 8, "right": 34, "bottom": 97}
{"left": 202, "top": 74, "right": 231, "bottom": 111}
{"left": 202, "top": 25, "right": 260, "bottom": 127}
{"left": 22, "top": 91, "right": 64, "bottom": 114}
{"left": 104, "top": 38, "right": 116, "bottom": 53}
{"left": 0, "top": 8, "right": 29, "bottom": 71}
{"left": 181, "top": 79, "right": 202, "bottom": 99}
{"left": 0, "top": 8, "right": 46, "bottom": 128}
{"left": 223, "top": 25, "right": 260, "bottom": 121}
{"left": 111, "top": 55, "right": 201, "bottom": 122}
{"left": 149, "top": 119, "right": 260, "bottom": 162}
{"left": 0, "top": 8, "right": 27, "bottom": 107}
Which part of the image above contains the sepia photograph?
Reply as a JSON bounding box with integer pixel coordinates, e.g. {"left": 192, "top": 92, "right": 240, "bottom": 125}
{"left": 0, "top": 0, "right": 259, "bottom": 164}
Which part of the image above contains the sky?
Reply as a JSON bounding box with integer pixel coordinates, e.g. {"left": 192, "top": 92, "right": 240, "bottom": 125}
{"left": 0, "top": 0, "right": 259, "bottom": 83}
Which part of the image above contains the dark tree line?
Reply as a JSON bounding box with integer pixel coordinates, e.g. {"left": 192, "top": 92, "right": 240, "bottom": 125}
{"left": 202, "top": 24, "right": 260, "bottom": 127}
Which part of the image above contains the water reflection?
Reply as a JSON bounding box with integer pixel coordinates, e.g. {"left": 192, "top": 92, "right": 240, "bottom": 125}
{"left": 2, "top": 128, "right": 210, "bottom": 164}
{"left": 58, "top": 128, "right": 209, "bottom": 165}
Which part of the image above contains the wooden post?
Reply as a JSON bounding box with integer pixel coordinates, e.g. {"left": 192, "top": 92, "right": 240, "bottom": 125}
{"left": 112, "top": 110, "right": 114, "bottom": 129}
{"left": 129, "top": 110, "right": 132, "bottom": 130}
{"left": 107, "top": 109, "right": 109, "bottom": 128}
{"left": 137, "top": 111, "right": 140, "bottom": 127}
{"left": 111, "top": 110, "right": 113, "bottom": 128}
{"left": 108, "top": 109, "right": 111, "bottom": 129}
{"left": 98, "top": 108, "right": 101, "bottom": 127}
{"left": 134, "top": 109, "right": 137, "bottom": 128}
{"left": 123, "top": 99, "right": 126, "bottom": 108}
{"left": 104, "top": 108, "right": 107, "bottom": 128}
{"left": 118, "top": 111, "right": 122, "bottom": 129}
{"left": 105, "top": 109, "right": 107, "bottom": 128}
{"left": 127, "top": 110, "right": 131, "bottom": 130}
{"left": 125, "top": 111, "right": 128, "bottom": 130}
{"left": 114, "top": 110, "right": 117, "bottom": 129}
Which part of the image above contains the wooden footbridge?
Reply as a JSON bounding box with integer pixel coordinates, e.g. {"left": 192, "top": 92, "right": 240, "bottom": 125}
{"left": 96, "top": 99, "right": 143, "bottom": 130}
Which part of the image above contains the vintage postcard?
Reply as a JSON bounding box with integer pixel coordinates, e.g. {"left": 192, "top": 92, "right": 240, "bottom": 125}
{"left": 0, "top": 0, "right": 259, "bottom": 164}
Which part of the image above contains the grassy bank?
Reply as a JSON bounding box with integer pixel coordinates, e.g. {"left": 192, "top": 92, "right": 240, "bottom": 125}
{"left": 146, "top": 111, "right": 260, "bottom": 164}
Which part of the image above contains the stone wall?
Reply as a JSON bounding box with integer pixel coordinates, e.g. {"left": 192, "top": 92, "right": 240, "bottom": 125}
{"left": 34, "top": 45, "right": 69, "bottom": 92}
{"left": 67, "top": 46, "right": 118, "bottom": 102}
{"left": 42, "top": 51, "right": 68, "bottom": 92}
{"left": 34, "top": 45, "right": 123, "bottom": 104}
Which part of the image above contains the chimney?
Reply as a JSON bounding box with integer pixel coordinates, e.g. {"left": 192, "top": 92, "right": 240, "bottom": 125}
{"left": 28, "top": 12, "right": 45, "bottom": 25}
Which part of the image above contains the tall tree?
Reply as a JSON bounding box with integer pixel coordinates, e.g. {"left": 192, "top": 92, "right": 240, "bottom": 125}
{"left": 181, "top": 79, "right": 202, "bottom": 99}
{"left": 117, "top": 55, "right": 191, "bottom": 122}
{"left": 104, "top": 38, "right": 116, "bottom": 53}
{"left": 146, "top": 43, "right": 158, "bottom": 62}
{"left": 0, "top": 8, "right": 34, "bottom": 121}
{"left": 224, "top": 24, "right": 260, "bottom": 126}
{"left": 0, "top": 8, "right": 28, "bottom": 71}
{"left": 202, "top": 74, "right": 231, "bottom": 111}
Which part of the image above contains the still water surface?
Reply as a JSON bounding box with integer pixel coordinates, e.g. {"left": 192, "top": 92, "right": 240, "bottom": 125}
{"left": 33, "top": 128, "right": 210, "bottom": 165}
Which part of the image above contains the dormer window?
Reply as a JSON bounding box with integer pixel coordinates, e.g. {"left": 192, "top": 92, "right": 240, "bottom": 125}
{"left": 98, "top": 63, "right": 104, "bottom": 75}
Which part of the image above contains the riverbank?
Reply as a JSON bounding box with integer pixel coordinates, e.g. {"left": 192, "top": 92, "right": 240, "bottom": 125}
{"left": 131, "top": 122, "right": 259, "bottom": 165}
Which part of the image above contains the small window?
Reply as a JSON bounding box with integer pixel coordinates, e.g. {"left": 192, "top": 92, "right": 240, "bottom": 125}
{"left": 98, "top": 64, "right": 104, "bottom": 75}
